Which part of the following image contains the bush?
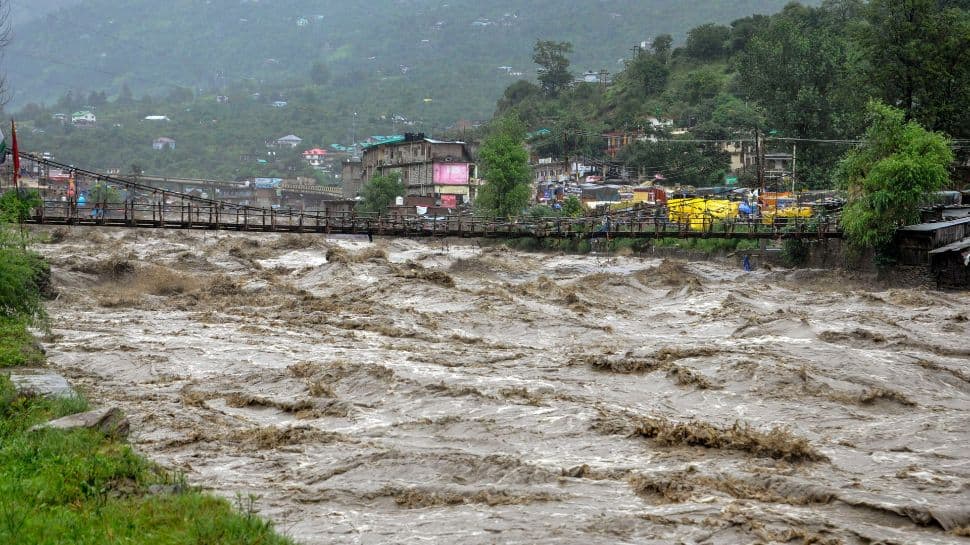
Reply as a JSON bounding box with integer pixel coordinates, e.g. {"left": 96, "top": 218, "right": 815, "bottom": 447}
{"left": 0, "top": 245, "right": 47, "bottom": 322}
{"left": 0, "top": 189, "right": 42, "bottom": 224}
{"left": 0, "top": 317, "right": 45, "bottom": 368}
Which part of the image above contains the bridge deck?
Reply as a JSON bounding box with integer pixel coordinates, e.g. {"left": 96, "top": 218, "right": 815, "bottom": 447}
{"left": 27, "top": 201, "right": 841, "bottom": 240}
{"left": 14, "top": 153, "right": 842, "bottom": 241}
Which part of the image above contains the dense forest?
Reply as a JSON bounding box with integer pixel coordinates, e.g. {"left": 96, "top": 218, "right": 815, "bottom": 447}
{"left": 6, "top": 0, "right": 811, "bottom": 110}
{"left": 502, "top": 0, "right": 970, "bottom": 189}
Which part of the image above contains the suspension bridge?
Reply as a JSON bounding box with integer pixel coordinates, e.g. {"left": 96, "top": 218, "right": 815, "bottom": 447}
{"left": 14, "top": 152, "right": 842, "bottom": 240}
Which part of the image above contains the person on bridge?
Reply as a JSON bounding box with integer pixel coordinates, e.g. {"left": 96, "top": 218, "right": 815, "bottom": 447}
{"left": 598, "top": 214, "right": 612, "bottom": 234}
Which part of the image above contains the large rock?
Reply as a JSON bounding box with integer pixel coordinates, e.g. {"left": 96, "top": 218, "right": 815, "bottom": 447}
{"left": 8, "top": 369, "right": 76, "bottom": 398}
{"left": 31, "top": 407, "right": 130, "bottom": 438}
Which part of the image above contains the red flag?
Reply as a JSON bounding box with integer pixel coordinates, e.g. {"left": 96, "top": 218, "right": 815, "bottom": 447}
{"left": 11, "top": 120, "right": 19, "bottom": 190}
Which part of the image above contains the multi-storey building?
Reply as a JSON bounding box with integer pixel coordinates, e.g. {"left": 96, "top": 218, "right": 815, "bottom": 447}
{"left": 359, "top": 133, "right": 478, "bottom": 208}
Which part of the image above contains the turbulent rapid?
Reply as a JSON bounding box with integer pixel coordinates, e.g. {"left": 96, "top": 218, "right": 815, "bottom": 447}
{"left": 35, "top": 227, "right": 970, "bottom": 544}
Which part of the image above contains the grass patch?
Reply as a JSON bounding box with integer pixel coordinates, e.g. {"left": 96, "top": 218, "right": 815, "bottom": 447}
{"left": 0, "top": 375, "right": 294, "bottom": 544}
{"left": 0, "top": 317, "right": 45, "bottom": 368}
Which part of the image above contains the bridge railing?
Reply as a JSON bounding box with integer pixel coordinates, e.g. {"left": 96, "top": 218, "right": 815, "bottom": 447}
{"left": 28, "top": 199, "right": 841, "bottom": 239}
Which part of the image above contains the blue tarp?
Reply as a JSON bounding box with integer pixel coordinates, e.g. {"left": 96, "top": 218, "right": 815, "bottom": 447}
{"left": 254, "top": 178, "right": 283, "bottom": 189}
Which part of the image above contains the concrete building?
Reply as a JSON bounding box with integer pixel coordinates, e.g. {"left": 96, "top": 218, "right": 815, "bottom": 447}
{"left": 359, "top": 133, "right": 478, "bottom": 208}
{"left": 302, "top": 148, "right": 329, "bottom": 169}
{"left": 275, "top": 134, "right": 303, "bottom": 148}
{"left": 720, "top": 140, "right": 751, "bottom": 173}
{"left": 341, "top": 157, "right": 364, "bottom": 199}
{"left": 71, "top": 111, "right": 96, "bottom": 127}
{"left": 152, "top": 137, "right": 176, "bottom": 151}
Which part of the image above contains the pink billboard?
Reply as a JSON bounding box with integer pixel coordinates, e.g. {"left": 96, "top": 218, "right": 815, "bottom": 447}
{"left": 433, "top": 163, "right": 470, "bottom": 185}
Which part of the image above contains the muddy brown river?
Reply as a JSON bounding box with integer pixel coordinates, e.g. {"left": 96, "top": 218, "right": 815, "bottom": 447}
{"left": 34, "top": 227, "right": 970, "bottom": 544}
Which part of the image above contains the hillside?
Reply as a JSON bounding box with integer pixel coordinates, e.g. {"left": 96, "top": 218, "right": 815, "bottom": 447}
{"left": 7, "top": 0, "right": 811, "bottom": 118}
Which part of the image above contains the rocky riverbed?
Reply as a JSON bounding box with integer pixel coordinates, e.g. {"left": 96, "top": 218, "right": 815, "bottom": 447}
{"left": 33, "top": 227, "right": 970, "bottom": 544}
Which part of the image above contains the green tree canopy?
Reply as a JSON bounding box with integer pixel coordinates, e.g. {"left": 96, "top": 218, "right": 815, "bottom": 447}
{"left": 88, "top": 182, "right": 122, "bottom": 204}
{"left": 864, "top": 0, "right": 970, "bottom": 138}
{"left": 685, "top": 23, "right": 731, "bottom": 60}
{"left": 357, "top": 173, "right": 404, "bottom": 215}
{"left": 835, "top": 101, "right": 954, "bottom": 252}
{"left": 620, "top": 140, "right": 729, "bottom": 187}
{"left": 624, "top": 51, "right": 669, "bottom": 97}
{"left": 561, "top": 195, "right": 583, "bottom": 217}
{"left": 736, "top": 3, "right": 864, "bottom": 186}
{"left": 651, "top": 34, "right": 673, "bottom": 63}
{"left": 476, "top": 115, "right": 531, "bottom": 218}
{"left": 533, "top": 40, "right": 573, "bottom": 97}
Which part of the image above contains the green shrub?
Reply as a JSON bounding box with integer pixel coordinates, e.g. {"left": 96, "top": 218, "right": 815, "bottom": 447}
{"left": 0, "top": 317, "right": 45, "bottom": 368}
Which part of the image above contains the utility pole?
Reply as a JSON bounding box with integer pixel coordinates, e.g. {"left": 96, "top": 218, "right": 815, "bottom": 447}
{"left": 756, "top": 130, "right": 765, "bottom": 202}
{"left": 791, "top": 142, "right": 797, "bottom": 194}
{"left": 563, "top": 130, "right": 569, "bottom": 185}
{"left": 352, "top": 111, "right": 358, "bottom": 158}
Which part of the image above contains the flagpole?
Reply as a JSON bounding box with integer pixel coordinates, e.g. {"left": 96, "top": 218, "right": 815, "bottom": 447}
{"left": 11, "top": 120, "right": 19, "bottom": 193}
{"left": 0, "top": 122, "right": 6, "bottom": 194}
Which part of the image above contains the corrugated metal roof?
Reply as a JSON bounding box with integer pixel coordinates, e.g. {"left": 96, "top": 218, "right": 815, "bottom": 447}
{"left": 898, "top": 217, "right": 970, "bottom": 232}
{"left": 928, "top": 237, "right": 970, "bottom": 255}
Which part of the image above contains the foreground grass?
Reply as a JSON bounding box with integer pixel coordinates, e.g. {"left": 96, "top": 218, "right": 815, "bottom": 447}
{"left": 0, "top": 317, "right": 46, "bottom": 368}
{"left": 0, "top": 374, "right": 295, "bottom": 545}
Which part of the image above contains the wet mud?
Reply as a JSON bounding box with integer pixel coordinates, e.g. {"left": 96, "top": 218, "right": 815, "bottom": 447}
{"left": 34, "top": 227, "right": 970, "bottom": 544}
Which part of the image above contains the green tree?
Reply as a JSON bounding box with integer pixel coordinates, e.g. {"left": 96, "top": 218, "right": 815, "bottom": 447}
{"left": 651, "top": 34, "right": 673, "bottom": 63}
{"left": 685, "top": 23, "right": 730, "bottom": 60}
{"left": 736, "top": 3, "right": 864, "bottom": 186}
{"left": 728, "top": 15, "right": 770, "bottom": 52}
{"left": 625, "top": 51, "right": 668, "bottom": 97}
{"left": 88, "top": 182, "right": 122, "bottom": 204}
{"left": 835, "top": 101, "right": 953, "bottom": 253}
{"left": 863, "top": 0, "right": 970, "bottom": 137}
{"left": 620, "top": 140, "right": 729, "bottom": 187}
{"left": 680, "top": 68, "right": 723, "bottom": 106}
{"left": 495, "top": 80, "right": 540, "bottom": 116}
{"left": 532, "top": 40, "right": 573, "bottom": 97}
{"left": 476, "top": 115, "right": 531, "bottom": 218}
{"left": 357, "top": 172, "right": 404, "bottom": 215}
{"left": 561, "top": 195, "right": 583, "bottom": 217}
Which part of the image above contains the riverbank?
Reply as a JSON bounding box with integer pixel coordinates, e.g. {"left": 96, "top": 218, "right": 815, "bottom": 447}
{"left": 0, "top": 221, "right": 294, "bottom": 544}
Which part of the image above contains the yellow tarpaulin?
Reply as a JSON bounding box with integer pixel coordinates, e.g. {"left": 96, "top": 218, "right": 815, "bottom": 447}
{"left": 667, "top": 198, "right": 740, "bottom": 230}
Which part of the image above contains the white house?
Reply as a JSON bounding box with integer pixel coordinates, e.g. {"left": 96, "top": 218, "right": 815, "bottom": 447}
{"left": 145, "top": 115, "right": 171, "bottom": 122}
{"left": 72, "top": 111, "right": 96, "bottom": 127}
{"left": 276, "top": 134, "right": 303, "bottom": 148}
{"left": 153, "top": 137, "right": 176, "bottom": 151}
{"left": 302, "top": 148, "right": 328, "bottom": 168}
